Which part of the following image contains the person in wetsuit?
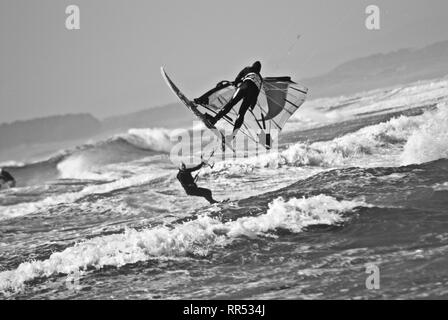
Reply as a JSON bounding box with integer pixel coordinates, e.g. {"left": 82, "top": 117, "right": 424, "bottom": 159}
{"left": 177, "top": 162, "right": 218, "bottom": 204}
{"left": 201, "top": 61, "right": 263, "bottom": 139}
{"left": 0, "top": 168, "right": 16, "bottom": 189}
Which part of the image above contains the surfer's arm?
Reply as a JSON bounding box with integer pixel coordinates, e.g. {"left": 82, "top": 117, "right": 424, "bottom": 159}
{"left": 185, "top": 162, "right": 205, "bottom": 173}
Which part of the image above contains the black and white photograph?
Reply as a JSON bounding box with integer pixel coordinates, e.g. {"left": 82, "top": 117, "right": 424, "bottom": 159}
{"left": 1, "top": 0, "right": 448, "bottom": 303}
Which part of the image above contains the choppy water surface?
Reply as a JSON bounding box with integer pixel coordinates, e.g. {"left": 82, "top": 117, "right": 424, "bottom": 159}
{"left": 1, "top": 78, "right": 448, "bottom": 299}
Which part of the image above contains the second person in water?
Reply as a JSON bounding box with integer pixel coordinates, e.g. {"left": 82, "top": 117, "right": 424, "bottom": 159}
{"left": 177, "top": 161, "right": 218, "bottom": 204}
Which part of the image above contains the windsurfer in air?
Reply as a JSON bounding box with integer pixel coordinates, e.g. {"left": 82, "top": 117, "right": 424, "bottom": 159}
{"left": 177, "top": 160, "right": 218, "bottom": 204}
{"left": 196, "top": 61, "right": 263, "bottom": 141}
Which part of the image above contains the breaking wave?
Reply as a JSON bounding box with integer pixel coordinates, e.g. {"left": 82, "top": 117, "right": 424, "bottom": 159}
{"left": 212, "top": 110, "right": 427, "bottom": 172}
{"left": 288, "top": 79, "right": 448, "bottom": 130}
{"left": 0, "top": 194, "right": 366, "bottom": 293}
{"left": 2, "top": 127, "right": 177, "bottom": 185}
{"left": 0, "top": 161, "right": 25, "bottom": 168}
{"left": 57, "top": 154, "right": 117, "bottom": 180}
{"left": 400, "top": 104, "right": 448, "bottom": 165}
{"left": 0, "top": 172, "right": 169, "bottom": 221}
{"left": 120, "top": 128, "right": 174, "bottom": 153}
{"left": 279, "top": 114, "right": 419, "bottom": 167}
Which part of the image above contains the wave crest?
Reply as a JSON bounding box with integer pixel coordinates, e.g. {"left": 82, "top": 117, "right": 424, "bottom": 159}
{"left": 0, "top": 194, "right": 365, "bottom": 293}
{"left": 121, "top": 128, "right": 173, "bottom": 153}
{"left": 212, "top": 112, "right": 425, "bottom": 172}
{"left": 401, "top": 104, "right": 448, "bottom": 165}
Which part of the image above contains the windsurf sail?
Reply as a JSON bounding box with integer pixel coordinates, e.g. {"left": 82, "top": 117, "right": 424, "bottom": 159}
{"left": 195, "top": 77, "right": 308, "bottom": 149}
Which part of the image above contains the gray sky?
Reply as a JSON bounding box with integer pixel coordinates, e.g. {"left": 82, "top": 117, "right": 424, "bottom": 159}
{"left": 1, "top": 0, "right": 448, "bottom": 123}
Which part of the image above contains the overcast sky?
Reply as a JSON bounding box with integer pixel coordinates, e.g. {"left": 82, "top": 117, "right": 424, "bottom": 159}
{"left": 1, "top": 0, "right": 448, "bottom": 123}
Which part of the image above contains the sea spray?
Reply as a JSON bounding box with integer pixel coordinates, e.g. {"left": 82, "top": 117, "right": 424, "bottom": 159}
{"left": 123, "top": 128, "right": 174, "bottom": 153}
{"left": 401, "top": 104, "right": 448, "bottom": 165}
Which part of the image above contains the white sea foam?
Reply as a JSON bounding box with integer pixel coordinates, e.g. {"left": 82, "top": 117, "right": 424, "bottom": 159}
{"left": 121, "top": 128, "right": 174, "bottom": 153}
{"left": 0, "top": 172, "right": 169, "bottom": 221}
{"left": 432, "top": 182, "right": 448, "bottom": 191}
{"left": 55, "top": 127, "right": 179, "bottom": 180}
{"left": 0, "top": 161, "right": 25, "bottom": 168}
{"left": 224, "top": 195, "right": 362, "bottom": 237}
{"left": 400, "top": 104, "right": 448, "bottom": 165}
{"left": 289, "top": 78, "right": 448, "bottom": 130}
{"left": 0, "top": 194, "right": 365, "bottom": 293}
{"left": 211, "top": 111, "right": 426, "bottom": 172}
{"left": 57, "top": 154, "right": 117, "bottom": 180}
{"left": 218, "top": 78, "right": 448, "bottom": 171}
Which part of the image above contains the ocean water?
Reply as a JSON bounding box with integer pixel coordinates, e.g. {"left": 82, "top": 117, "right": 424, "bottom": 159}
{"left": 1, "top": 78, "right": 448, "bottom": 299}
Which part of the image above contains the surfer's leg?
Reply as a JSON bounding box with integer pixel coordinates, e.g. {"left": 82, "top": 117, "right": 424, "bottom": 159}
{"left": 232, "top": 83, "right": 259, "bottom": 134}
{"left": 199, "top": 187, "right": 218, "bottom": 204}
{"left": 212, "top": 84, "right": 247, "bottom": 124}
{"left": 233, "top": 97, "right": 252, "bottom": 133}
{"left": 186, "top": 187, "right": 217, "bottom": 204}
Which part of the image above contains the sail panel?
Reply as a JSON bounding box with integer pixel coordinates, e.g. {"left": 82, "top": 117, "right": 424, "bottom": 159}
{"left": 194, "top": 76, "right": 308, "bottom": 148}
